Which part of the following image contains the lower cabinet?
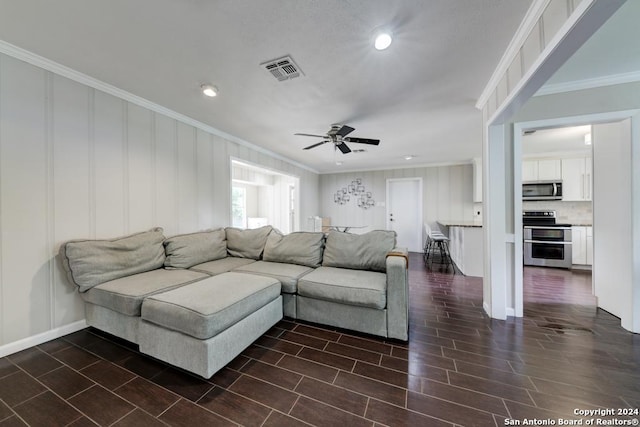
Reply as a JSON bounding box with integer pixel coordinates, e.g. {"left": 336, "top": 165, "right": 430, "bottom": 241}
{"left": 572, "top": 226, "right": 593, "bottom": 266}
{"left": 447, "top": 226, "right": 483, "bottom": 277}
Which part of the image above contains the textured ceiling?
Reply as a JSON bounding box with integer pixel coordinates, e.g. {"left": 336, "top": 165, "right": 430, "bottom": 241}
{"left": 0, "top": 0, "right": 534, "bottom": 172}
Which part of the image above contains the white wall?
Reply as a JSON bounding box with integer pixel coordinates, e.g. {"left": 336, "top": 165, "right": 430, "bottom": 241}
{"left": 320, "top": 164, "right": 474, "bottom": 236}
{"left": 592, "top": 119, "right": 633, "bottom": 329}
{"left": 0, "top": 52, "right": 319, "bottom": 351}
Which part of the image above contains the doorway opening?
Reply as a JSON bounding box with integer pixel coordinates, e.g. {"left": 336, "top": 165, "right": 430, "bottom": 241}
{"left": 513, "top": 116, "right": 633, "bottom": 321}
{"left": 231, "top": 159, "right": 300, "bottom": 233}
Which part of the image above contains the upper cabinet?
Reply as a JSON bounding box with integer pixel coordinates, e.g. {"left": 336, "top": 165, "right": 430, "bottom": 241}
{"left": 522, "top": 158, "right": 561, "bottom": 181}
{"left": 561, "top": 156, "right": 592, "bottom": 201}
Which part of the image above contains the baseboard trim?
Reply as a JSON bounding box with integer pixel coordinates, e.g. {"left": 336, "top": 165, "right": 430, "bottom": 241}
{"left": 506, "top": 308, "right": 516, "bottom": 317}
{"left": 0, "top": 320, "right": 87, "bottom": 358}
{"left": 483, "top": 302, "right": 491, "bottom": 317}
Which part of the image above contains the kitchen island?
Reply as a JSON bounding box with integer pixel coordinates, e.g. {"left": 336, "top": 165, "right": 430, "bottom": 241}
{"left": 437, "top": 220, "right": 483, "bottom": 277}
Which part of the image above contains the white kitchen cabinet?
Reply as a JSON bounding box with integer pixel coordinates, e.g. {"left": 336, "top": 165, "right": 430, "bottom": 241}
{"left": 538, "top": 159, "right": 562, "bottom": 180}
{"left": 586, "top": 226, "right": 593, "bottom": 265}
{"left": 572, "top": 225, "right": 593, "bottom": 266}
{"left": 473, "top": 157, "right": 482, "bottom": 202}
{"left": 522, "top": 158, "right": 561, "bottom": 181}
{"left": 572, "top": 226, "right": 586, "bottom": 265}
{"left": 522, "top": 160, "right": 538, "bottom": 181}
{"left": 561, "top": 156, "right": 592, "bottom": 201}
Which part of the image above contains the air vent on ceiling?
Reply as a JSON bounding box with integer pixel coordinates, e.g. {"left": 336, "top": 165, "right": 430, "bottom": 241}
{"left": 261, "top": 55, "right": 304, "bottom": 81}
{"left": 523, "top": 130, "right": 536, "bottom": 135}
{"left": 352, "top": 149, "right": 367, "bottom": 153}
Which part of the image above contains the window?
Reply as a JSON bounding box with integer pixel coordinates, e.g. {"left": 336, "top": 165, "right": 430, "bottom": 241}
{"left": 231, "top": 186, "right": 246, "bottom": 228}
{"left": 231, "top": 159, "right": 300, "bottom": 233}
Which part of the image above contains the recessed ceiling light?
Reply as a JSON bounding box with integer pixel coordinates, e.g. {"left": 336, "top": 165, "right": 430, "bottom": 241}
{"left": 201, "top": 84, "right": 218, "bottom": 97}
{"left": 335, "top": 161, "right": 343, "bottom": 166}
{"left": 374, "top": 30, "right": 393, "bottom": 50}
{"left": 404, "top": 155, "right": 414, "bottom": 160}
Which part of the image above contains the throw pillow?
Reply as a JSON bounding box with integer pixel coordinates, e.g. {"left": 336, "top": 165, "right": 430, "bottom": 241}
{"left": 263, "top": 230, "right": 325, "bottom": 268}
{"left": 61, "top": 228, "right": 166, "bottom": 292}
{"left": 322, "top": 230, "right": 396, "bottom": 272}
{"left": 164, "top": 228, "right": 227, "bottom": 269}
{"left": 225, "top": 225, "right": 273, "bottom": 259}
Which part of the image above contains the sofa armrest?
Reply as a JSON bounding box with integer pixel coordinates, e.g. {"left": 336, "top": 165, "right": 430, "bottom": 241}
{"left": 386, "top": 247, "right": 409, "bottom": 341}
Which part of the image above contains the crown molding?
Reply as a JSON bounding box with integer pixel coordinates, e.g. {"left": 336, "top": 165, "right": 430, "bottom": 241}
{"left": 321, "top": 159, "right": 472, "bottom": 175}
{"left": 0, "top": 39, "right": 319, "bottom": 174}
{"left": 534, "top": 70, "right": 640, "bottom": 96}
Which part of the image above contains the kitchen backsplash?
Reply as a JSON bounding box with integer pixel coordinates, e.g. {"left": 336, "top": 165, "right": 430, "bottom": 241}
{"left": 522, "top": 200, "right": 592, "bottom": 225}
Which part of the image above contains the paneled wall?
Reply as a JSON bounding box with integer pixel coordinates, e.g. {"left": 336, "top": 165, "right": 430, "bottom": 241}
{"left": 0, "top": 53, "right": 319, "bottom": 350}
{"left": 320, "top": 164, "right": 474, "bottom": 234}
{"left": 478, "top": 0, "right": 590, "bottom": 119}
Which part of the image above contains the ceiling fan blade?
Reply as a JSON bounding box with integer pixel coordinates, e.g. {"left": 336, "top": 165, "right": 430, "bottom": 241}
{"left": 336, "top": 125, "right": 355, "bottom": 137}
{"left": 337, "top": 142, "right": 351, "bottom": 154}
{"left": 295, "top": 133, "right": 327, "bottom": 138}
{"left": 303, "top": 141, "right": 328, "bottom": 150}
{"left": 345, "top": 137, "right": 380, "bottom": 145}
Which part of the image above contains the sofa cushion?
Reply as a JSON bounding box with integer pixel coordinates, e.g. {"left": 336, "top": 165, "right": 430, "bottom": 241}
{"left": 190, "top": 257, "right": 256, "bottom": 276}
{"left": 61, "top": 228, "right": 166, "bottom": 292}
{"left": 81, "top": 269, "right": 208, "bottom": 316}
{"left": 232, "top": 261, "right": 314, "bottom": 294}
{"left": 322, "top": 230, "right": 396, "bottom": 272}
{"left": 225, "top": 226, "right": 272, "bottom": 259}
{"left": 298, "top": 267, "right": 387, "bottom": 309}
{"left": 263, "top": 230, "right": 324, "bottom": 268}
{"left": 141, "top": 272, "right": 281, "bottom": 340}
{"left": 164, "top": 229, "right": 226, "bottom": 269}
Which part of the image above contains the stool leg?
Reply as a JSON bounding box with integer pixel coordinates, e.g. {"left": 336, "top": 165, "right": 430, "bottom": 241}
{"left": 442, "top": 241, "right": 455, "bottom": 274}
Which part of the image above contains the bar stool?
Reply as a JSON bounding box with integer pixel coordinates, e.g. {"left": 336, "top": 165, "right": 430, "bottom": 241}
{"left": 424, "top": 222, "right": 453, "bottom": 272}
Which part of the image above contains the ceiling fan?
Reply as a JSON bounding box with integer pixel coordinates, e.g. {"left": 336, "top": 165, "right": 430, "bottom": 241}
{"left": 295, "top": 124, "right": 380, "bottom": 154}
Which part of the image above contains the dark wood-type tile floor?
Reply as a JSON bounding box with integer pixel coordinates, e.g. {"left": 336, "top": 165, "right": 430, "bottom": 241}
{"left": 1, "top": 254, "right": 639, "bottom": 426}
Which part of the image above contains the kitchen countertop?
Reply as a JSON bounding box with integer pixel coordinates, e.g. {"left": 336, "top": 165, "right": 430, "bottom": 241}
{"left": 438, "top": 220, "right": 591, "bottom": 227}
{"left": 437, "top": 220, "right": 483, "bottom": 228}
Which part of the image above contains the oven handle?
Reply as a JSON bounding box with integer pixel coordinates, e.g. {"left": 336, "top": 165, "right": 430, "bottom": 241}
{"left": 523, "top": 226, "right": 572, "bottom": 230}
{"left": 524, "top": 240, "right": 572, "bottom": 245}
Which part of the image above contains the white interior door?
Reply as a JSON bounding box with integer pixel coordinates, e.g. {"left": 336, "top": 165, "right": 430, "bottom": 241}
{"left": 593, "top": 118, "right": 634, "bottom": 330}
{"left": 386, "top": 178, "right": 422, "bottom": 252}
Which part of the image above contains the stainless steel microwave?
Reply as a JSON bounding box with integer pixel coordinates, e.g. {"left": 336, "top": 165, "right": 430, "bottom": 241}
{"left": 522, "top": 181, "right": 563, "bottom": 201}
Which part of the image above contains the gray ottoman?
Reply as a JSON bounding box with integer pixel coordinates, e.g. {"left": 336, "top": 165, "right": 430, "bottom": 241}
{"left": 138, "top": 272, "right": 282, "bottom": 378}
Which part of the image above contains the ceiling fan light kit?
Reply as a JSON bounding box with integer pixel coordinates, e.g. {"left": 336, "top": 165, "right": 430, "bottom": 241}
{"left": 295, "top": 124, "right": 380, "bottom": 155}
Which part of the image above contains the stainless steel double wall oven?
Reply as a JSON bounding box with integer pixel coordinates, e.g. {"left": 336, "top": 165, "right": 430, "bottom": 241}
{"left": 523, "top": 210, "right": 572, "bottom": 269}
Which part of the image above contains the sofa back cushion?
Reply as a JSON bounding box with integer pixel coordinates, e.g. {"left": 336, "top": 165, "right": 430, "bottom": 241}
{"left": 164, "top": 228, "right": 227, "bottom": 269}
{"left": 322, "top": 230, "right": 396, "bottom": 272}
{"left": 263, "top": 230, "right": 325, "bottom": 268}
{"left": 225, "top": 226, "right": 272, "bottom": 260}
{"left": 61, "top": 228, "right": 166, "bottom": 292}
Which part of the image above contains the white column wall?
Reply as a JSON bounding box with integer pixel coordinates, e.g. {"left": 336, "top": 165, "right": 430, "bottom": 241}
{"left": 0, "top": 52, "right": 319, "bottom": 353}
{"left": 592, "top": 119, "right": 633, "bottom": 330}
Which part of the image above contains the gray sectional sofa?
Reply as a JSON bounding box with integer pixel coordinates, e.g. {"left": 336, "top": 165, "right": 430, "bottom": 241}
{"left": 61, "top": 226, "right": 409, "bottom": 378}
